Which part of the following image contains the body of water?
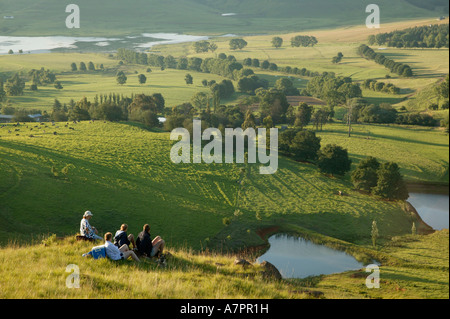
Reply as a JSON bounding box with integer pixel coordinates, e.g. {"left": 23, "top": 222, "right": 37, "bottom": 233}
{"left": 257, "top": 192, "right": 448, "bottom": 279}
{"left": 256, "top": 235, "right": 365, "bottom": 279}
{"left": 408, "top": 193, "right": 449, "bottom": 230}
{"left": 0, "top": 33, "right": 212, "bottom": 55}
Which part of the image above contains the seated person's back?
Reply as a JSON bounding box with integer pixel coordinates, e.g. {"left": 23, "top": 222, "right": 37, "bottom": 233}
{"left": 136, "top": 227, "right": 152, "bottom": 257}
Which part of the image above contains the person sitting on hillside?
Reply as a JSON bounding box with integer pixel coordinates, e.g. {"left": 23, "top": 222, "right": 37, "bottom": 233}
{"left": 136, "top": 224, "right": 165, "bottom": 258}
{"left": 80, "top": 211, "right": 102, "bottom": 241}
{"left": 104, "top": 232, "right": 140, "bottom": 262}
{"left": 114, "top": 224, "right": 136, "bottom": 249}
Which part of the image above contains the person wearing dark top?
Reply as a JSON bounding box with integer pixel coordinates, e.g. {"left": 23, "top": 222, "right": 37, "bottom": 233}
{"left": 136, "top": 224, "right": 165, "bottom": 258}
{"left": 114, "top": 224, "right": 136, "bottom": 249}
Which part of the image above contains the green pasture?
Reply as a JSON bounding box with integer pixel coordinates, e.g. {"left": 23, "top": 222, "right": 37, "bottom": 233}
{"left": 315, "top": 122, "right": 449, "bottom": 183}
{"left": 0, "top": 121, "right": 427, "bottom": 248}
{"left": 0, "top": 53, "right": 235, "bottom": 111}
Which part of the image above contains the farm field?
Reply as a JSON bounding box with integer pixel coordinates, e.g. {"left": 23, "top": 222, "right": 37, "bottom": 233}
{"left": 1, "top": 19, "right": 448, "bottom": 120}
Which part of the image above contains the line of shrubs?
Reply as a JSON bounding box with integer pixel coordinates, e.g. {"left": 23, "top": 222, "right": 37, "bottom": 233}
{"left": 357, "top": 44, "right": 413, "bottom": 77}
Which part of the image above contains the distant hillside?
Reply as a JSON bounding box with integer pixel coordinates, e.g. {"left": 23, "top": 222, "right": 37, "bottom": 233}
{"left": 0, "top": 0, "right": 448, "bottom": 36}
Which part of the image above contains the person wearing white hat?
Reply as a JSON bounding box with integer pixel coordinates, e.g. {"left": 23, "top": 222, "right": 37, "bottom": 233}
{"left": 80, "top": 211, "right": 102, "bottom": 241}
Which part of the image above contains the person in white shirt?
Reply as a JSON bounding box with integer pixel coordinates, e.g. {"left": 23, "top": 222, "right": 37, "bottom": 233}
{"left": 104, "top": 232, "right": 140, "bottom": 262}
{"left": 80, "top": 211, "right": 102, "bottom": 240}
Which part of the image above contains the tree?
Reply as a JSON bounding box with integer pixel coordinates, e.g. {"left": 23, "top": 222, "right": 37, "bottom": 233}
{"left": 291, "top": 35, "right": 318, "bottom": 47}
{"left": 229, "top": 39, "right": 248, "bottom": 50}
{"left": 152, "top": 93, "right": 165, "bottom": 114}
{"left": 70, "top": 63, "right": 78, "bottom": 71}
{"left": 275, "top": 78, "right": 300, "bottom": 96}
{"left": 317, "top": 144, "right": 352, "bottom": 176}
{"left": 332, "top": 52, "right": 344, "bottom": 64}
{"left": 185, "top": 74, "right": 193, "bottom": 85}
{"left": 193, "top": 41, "right": 211, "bottom": 53}
{"left": 294, "top": 103, "right": 312, "bottom": 129}
{"left": 262, "top": 115, "right": 274, "bottom": 130}
{"left": 0, "top": 79, "right": 6, "bottom": 102}
{"left": 191, "top": 92, "right": 209, "bottom": 110}
{"left": 138, "top": 74, "right": 147, "bottom": 85}
{"left": 290, "top": 130, "right": 321, "bottom": 162}
{"left": 372, "top": 162, "right": 409, "bottom": 200}
{"left": 371, "top": 220, "right": 379, "bottom": 248}
{"left": 54, "top": 81, "right": 63, "bottom": 90}
{"left": 242, "top": 110, "right": 256, "bottom": 130}
{"left": 4, "top": 74, "right": 25, "bottom": 96}
{"left": 351, "top": 157, "right": 380, "bottom": 192}
{"left": 79, "top": 62, "right": 87, "bottom": 71}
{"left": 272, "top": 37, "right": 283, "bottom": 49}
{"left": 116, "top": 71, "right": 127, "bottom": 85}
{"left": 209, "top": 43, "right": 218, "bottom": 53}
{"left": 257, "top": 89, "right": 290, "bottom": 125}
{"left": 88, "top": 62, "right": 95, "bottom": 71}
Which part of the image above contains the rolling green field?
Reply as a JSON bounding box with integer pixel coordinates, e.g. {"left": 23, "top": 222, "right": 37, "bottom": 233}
{"left": 2, "top": 18, "right": 448, "bottom": 120}
{"left": 0, "top": 53, "right": 234, "bottom": 111}
{"left": 0, "top": 11, "right": 449, "bottom": 300}
{"left": 1, "top": 121, "right": 434, "bottom": 247}
{"left": 316, "top": 123, "right": 449, "bottom": 183}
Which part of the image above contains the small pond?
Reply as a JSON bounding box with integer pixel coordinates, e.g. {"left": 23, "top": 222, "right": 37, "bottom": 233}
{"left": 408, "top": 193, "right": 449, "bottom": 230}
{"left": 256, "top": 235, "right": 366, "bottom": 279}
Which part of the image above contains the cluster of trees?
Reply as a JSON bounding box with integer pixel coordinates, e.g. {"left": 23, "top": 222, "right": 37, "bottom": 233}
{"left": 347, "top": 100, "right": 437, "bottom": 126}
{"left": 163, "top": 102, "right": 246, "bottom": 134}
{"left": 367, "top": 24, "right": 449, "bottom": 48}
{"left": 1, "top": 74, "right": 25, "bottom": 96}
{"left": 0, "top": 80, "right": 4, "bottom": 102}
{"left": 357, "top": 44, "right": 413, "bottom": 77}
{"left": 237, "top": 75, "right": 269, "bottom": 95}
{"left": 291, "top": 35, "right": 318, "bottom": 47}
{"left": 280, "top": 128, "right": 352, "bottom": 175}
{"left": 70, "top": 62, "right": 103, "bottom": 72}
{"left": 305, "top": 73, "right": 362, "bottom": 107}
{"left": 50, "top": 92, "right": 165, "bottom": 126}
{"left": 242, "top": 56, "right": 323, "bottom": 79}
{"left": 353, "top": 103, "right": 399, "bottom": 124}
{"left": 229, "top": 39, "right": 248, "bottom": 50}
{"left": 1, "top": 69, "right": 60, "bottom": 98}
{"left": 395, "top": 112, "right": 437, "bottom": 126}
{"left": 361, "top": 79, "right": 401, "bottom": 94}
{"left": 352, "top": 157, "right": 409, "bottom": 200}
{"left": 193, "top": 41, "right": 218, "bottom": 53}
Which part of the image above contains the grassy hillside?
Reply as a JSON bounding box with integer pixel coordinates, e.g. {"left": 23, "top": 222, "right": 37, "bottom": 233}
{"left": 0, "top": 0, "right": 447, "bottom": 36}
{"left": 316, "top": 123, "right": 449, "bottom": 183}
{"left": 0, "top": 121, "right": 432, "bottom": 248}
{"left": 0, "top": 230, "right": 447, "bottom": 299}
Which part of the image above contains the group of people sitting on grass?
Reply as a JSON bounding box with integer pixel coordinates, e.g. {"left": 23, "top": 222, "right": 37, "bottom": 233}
{"left": 80, "top": 210, "right": 166, "bottom": 262}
